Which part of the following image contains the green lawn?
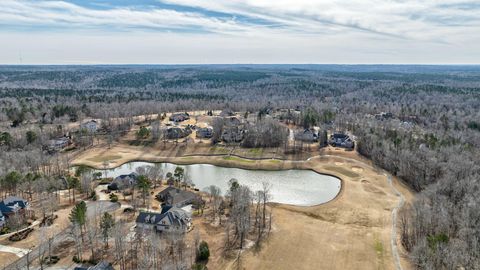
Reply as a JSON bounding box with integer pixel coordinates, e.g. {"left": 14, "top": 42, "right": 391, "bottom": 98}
{"left": 223, "top": 156, "right": 255, "bottom": 163}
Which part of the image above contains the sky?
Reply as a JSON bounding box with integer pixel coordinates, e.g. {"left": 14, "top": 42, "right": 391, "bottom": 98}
{"left": 0, "top": 0, "right": 479, "bottom": 64}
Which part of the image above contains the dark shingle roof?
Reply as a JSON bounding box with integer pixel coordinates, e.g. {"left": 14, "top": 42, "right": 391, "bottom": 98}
{"left": 156, "top": 187, "right": 200, "bottom": 207}
{"left": 0, "top": 196, "right": 28, "bottom": 214}
{"left": 136, "top": 207, "right": 190, "bottom": 228}
{"left": 333, "top": 133, "right": 348, "bottom": 139}
{"left": 108, "top": 172, "right": 138, "bottom": 190}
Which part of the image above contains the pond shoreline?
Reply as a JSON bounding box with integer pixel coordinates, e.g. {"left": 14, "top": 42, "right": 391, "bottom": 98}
{"left": 72, "top": 154, "right": 345, "bottom": 207}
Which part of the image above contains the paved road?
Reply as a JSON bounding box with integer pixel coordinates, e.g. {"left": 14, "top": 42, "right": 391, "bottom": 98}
{"left": 3, "top": 201, "right": 119, "bottom": 270}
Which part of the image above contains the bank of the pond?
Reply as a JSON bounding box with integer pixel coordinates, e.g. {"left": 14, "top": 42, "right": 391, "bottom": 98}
{"left": 87, "top": 161, "right": 341, "bottom": 206}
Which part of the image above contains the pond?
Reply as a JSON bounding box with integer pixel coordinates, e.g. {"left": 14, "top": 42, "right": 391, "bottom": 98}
{"left": 96, "top": 161, "right": 341, "bottom": 206}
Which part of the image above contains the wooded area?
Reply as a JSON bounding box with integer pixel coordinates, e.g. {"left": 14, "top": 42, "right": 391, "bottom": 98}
{"left": 1, "top": 65, "right": 479, "bottom": 269}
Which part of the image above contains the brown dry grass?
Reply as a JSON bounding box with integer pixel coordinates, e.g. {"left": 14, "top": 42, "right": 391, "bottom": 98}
{"left": 0, "top": 252, "right": 18, "bottom": 267}
{"left": 71, "top": 143, "right": 413, "bottom": 270}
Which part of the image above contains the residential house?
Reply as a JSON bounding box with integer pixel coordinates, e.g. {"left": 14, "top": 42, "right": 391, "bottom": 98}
{"left": 46, "top": 136, "right": 71, "bottom": 151}
{"left": 136, "top": 206, "right": 192, "bottom": 233}
{"left": 221, "top": 116, "right": 244, "bottom": 143}
{"left": 156, "top": 187, "right": 202, "bottom": 208}
{"left": 166, "top": 127, "right": 192, "bottom": 140}
{"left": 80, "top": 120, "right": 98, "bottom": 133}
{"left": 196, "top": 127, "right": 213, "bottom": 139}
{"left": 108, "top": 172, "right": 139, "bottom": 190}
{"left": 295, "top": 129, "right": 318, "bottom": 142}
{"left": 374, "top": 112, "right": 394, "bottom": 120}
{"left": 221, "top": 126, "right": 244, "bottom": 143}
{"left": 0, "top": 196, "right": 30, "bottom": 226}
{"left": 329, "top": 133, "right": 355, "bottom": 149}
{"left": 169, "top": 112, "right": 190, "bottom": 123}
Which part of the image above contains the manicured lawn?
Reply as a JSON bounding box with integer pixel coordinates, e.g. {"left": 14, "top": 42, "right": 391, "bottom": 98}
{"left": 222, "top": 156, "right": 255, "bottom": 163}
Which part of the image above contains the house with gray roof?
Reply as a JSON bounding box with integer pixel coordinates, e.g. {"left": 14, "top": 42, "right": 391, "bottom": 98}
{"left": 108, "top": 172, "right": 138, "bottom": 190}
{"left": 169, "top": 112, "right": 190, "bottom": 122}
{"left": 156, "top": 187, "right": 202, "bottom": 208}
{"left": 329, "top": 133, "right": 355, "bottom": 149}
{"left": 46, "top": 136, "right": 71, "bottom": 151}
{"left": 295, "top": 129, "right": 319, "bottom": 142}
{"left": 136, "top": 206, "right": 192, "bottom": 233}
{"left": 80, "top": 120, "right": 98, "bottom": 133}
{"left": 196, "top": 127, "right": 213, "bottom": 139}
{"left": 166, "top": 127, "right": 192, "bottom": 140}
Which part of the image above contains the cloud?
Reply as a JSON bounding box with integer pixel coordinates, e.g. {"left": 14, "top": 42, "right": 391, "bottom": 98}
{"left": 0, "top": 0, "right": 263, "bottom": 34}
{"left": 0, "top": 0, "right": 479, "bottom": 64}
{"left": 0, "top": 0, "right": 477, "bottom": 40}
{"left": 159, "top": 0, "right": 480, "bottom": 41}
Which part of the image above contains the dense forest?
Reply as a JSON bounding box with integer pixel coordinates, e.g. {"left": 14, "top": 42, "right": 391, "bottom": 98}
{"left": 1, "top": 65, "right": 479, "bottom": 269}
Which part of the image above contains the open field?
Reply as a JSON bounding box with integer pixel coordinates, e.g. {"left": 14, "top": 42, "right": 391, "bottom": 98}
{"left": 72, "top": 142, "right": 414, "bottom": 270}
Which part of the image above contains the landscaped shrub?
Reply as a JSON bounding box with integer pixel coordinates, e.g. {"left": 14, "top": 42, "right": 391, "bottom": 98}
{"left": 89, "top": 190, "right": 97, "bottom": 200}
{"left": 0, "top": 226, "right": 10, "bottom": 235}
{"left": 9, "top": 228, "right": 34, "bottom": 241}
{"left": 109, "top": 193, "right": 118, "bottom": 202}
{"left": 40, "top": 215, "right": 58, "bottom": 227}
{"left": 196, "top": 241, "right": 210, "bottom": 262}
{"left": 43, "top": 255, "right": 60, "bottom": 265}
